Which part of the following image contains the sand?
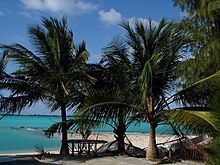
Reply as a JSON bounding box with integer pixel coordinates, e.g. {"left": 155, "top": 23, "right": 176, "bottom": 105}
{"left": 0, "top": 132, "right": 206, "bottom": 165}
{"left": 0, "top": 154, "right": 206, "bottom": 165}
{"left": 0, "top": 153, "right": 206, "bottom": 165}
{"left": 67, "top": 132, "right": 182, "bottom": 148}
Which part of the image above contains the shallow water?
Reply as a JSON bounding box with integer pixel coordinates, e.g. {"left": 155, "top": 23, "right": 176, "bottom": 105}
{"left": 0, "top": 115, "right": 62, "bottom": 154}
{"left": 0, "top": 115, "right": 172, "bottom": 154}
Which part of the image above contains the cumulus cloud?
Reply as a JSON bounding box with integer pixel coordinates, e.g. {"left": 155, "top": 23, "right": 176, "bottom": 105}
{"left": 98, "top": 8, "right": 122, "bottom": 25}
{"left": 20, "top": 0, "right": 98, "bottom": 16}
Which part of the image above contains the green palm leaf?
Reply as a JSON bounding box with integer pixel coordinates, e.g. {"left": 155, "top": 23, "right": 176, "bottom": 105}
{"left": 0, "top": 17, "right": 91, "bottom": 154}
{"left": 171, "top": 71, "right": 220, "bottom": 106}
{"left": 165, "top": 109, "right": 218, "bottom": 134}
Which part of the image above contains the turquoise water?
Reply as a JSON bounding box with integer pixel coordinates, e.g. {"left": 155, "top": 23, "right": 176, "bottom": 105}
{"left": 0, "top": 115, "right": 62, "bottom": 154}
{"left": 0, "top": 115, "right": 173, "bottom": 154}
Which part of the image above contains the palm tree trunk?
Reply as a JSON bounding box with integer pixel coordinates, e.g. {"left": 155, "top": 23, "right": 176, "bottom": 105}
{"left": 115, "top": 129, "right": 125, "bottom": 154}
{"left": 60, "top": 103, "right": 69, "bottom": 154}
{"left": 114, "top": 113, "right": 126, "bottom": 154}
{"left": 118, "top": 113, "right": 126, "bottom": 154}
{"left": 146, "top": 123, "right": 158, "bottom": 160}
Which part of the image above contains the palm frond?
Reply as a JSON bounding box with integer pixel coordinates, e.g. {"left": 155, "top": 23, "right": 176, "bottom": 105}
{"left": 101, "top": 35, "right": 129, "bottom": 66}
{"left": 171, "top": 71, "right": 220, "bottom": 106}
{"left": 0, "top": 53, "right": 9, "bottom": 79}
{"left": 165, "top": 109, "right": 218, "bottom": 134}
{"left": 0, "top": 95, "right": 38, "bottom": 113}
{"left": 139, "top": 58, "right": 153, "bottom": 105}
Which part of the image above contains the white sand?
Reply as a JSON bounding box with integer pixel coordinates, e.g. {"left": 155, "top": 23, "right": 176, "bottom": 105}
{"left": 0, "top": 132, "right": 193, "bottom": 156}
{"left": 0, "top": 132, "right": 205, "bottom": 165}
{"left": 67, "top": 132, "right": 189, "bottom": 149}
{"left": 0, "top": 154, "right": 206, "bottom": 165}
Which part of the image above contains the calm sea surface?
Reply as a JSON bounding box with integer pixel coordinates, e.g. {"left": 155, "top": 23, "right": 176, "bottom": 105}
{"left": 0, "top": 115, "right": 172, "bottom": 154}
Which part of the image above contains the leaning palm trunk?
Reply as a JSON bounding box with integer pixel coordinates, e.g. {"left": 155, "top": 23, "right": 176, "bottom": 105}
{"left": 147, "top": 123, "right": 159, "bottom": 160}
{"left": 60, "top": 104, "right": 69, "bottom": 154}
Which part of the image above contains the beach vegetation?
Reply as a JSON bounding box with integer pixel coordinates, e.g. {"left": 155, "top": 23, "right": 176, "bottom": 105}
{"left": 173, "top": 1, "right": 220, "bottom": 163}
{"left": 34, "top": 143, "right": 49, "bottom": 160}
{"left": 46, "top": 59, "right": 137, "bottom": 154}
{"left": 0, "top": 17, "right": 91, "bottom": 154}
{"left": 0, "top": 3, "right": 219, "bottom": 162}
{"left": 173, "top": 0, "right": 220, "bottom": 85}
{"left": 74, "top": 54, "right": 136, "bottom": 154}
{"left": 75, "top": 18, "right": 220, "bottom": 160}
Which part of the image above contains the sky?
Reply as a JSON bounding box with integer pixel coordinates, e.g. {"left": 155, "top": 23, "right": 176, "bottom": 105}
{"left": 0, "top": 0, "right": 182, "bottom": 115}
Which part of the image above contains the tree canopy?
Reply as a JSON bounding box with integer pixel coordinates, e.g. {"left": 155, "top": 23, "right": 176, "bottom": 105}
{"left": 0, "top": 17, "right": 90, "bottom": 154}
{"left": 74, "top": 18, "right": 220, "bottom": 160}
{"left": 173, "top": 0, "right": 220, "bottom": 84}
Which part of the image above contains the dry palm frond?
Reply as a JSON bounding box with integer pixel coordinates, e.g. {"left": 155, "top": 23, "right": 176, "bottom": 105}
{"left": 44, "top": 122, "right": 61, "bottom": 138}
{"left": 177, "top": 137, "right": 210, "bottom": 162}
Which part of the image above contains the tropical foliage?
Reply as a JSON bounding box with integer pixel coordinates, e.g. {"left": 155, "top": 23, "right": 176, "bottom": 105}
{"left": 75, "top": 50, "right": 136, "bottom": 154}
{"left": 0, "top": 13, "right": 219, "bottom": 162}
{"left": 0, "top": 17, "right": 90, "bottom": 154}
{"left": 173, "top": 0, "right": 220, "bottom": 84}
{"left": 75, "top": 18, "right": 220, "bottom": 160}
{"left": 211, "top": 115, "right": 220, "bottom": 163}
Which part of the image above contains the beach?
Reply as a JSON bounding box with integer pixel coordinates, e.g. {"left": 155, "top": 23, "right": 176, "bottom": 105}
{"left": 0, "top": 115, "right": 174, "bottom": 154}
{"left": 0, "top": 131, "right": 179, "bottom": 155}
{"left": 0, "top": 116, "right": 208, "bottom": 164}
{"left": 0, "top": 154, "right": 206, "bottom": 165}
{"left": 0, "top": 132, "right": 206, "bottom": 165}
{"left": 67, "top": 132, "right": 181, "bottom": 149}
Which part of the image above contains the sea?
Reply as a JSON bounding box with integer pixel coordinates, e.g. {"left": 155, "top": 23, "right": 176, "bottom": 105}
{"left": 0, "top": 115, "right": 173, "bottom": 154}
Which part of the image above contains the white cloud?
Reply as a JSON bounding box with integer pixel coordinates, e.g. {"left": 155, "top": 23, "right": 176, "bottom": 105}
{"left": 128, "top": 17, "right": 158, "bottom": 28}
{"left": 19, "top": 11, "right": 39, "bottom": 19}
{"left": 20, "top": 0, "right": 98, "bottom": 16}
{"left": 98, "top": 8, "right": 122, "bottom": 25}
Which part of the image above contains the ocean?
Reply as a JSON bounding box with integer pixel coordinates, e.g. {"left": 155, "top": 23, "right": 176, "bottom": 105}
{"left": 0, "top": 115, "right": 172, "bottom": 154}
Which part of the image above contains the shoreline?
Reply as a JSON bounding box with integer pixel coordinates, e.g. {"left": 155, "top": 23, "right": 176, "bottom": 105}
{"left": 0, "top": 132, "right": 207, "bottom": 165}
{"left": 0, "top": 132, "right": 193, "bottom": 156}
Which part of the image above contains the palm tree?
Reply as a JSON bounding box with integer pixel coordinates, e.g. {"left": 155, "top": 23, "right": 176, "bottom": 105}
{"left": 77, "top": 18, "right": 220, "bottom": 160}
{"left": 121, "top": 19, "right": 190, "bottom": 159}
{"left": 76, "top": 57, "right": 136, "bottom": 154}
{"left": 47, "top": 50, "right": 136, "bottom": 155}
{"left": 0, "top": 17, "right": 90, "bottom": 154}
{"left": 119, "top": 18, "right": 219, "bottom": 159}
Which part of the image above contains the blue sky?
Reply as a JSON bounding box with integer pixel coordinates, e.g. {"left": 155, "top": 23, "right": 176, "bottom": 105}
{"left": 0, "top": 0, "right": 182, "bottom": 115}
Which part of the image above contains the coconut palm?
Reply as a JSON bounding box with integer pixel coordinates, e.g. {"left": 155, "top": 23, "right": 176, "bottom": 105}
{"left": 77, "top": 18, "right": 220, "bottom": 160}
{"left": 119, "top": 18, "right": 219, "bottom": 159}
{"left": 76, "top": 56, "right": 136, "bottom": 154}
{"left": 47, "top": 50, "right": 136, "bottom": 154}
{"left": 0, "top": 17, "right": 90, "bottom": 154}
